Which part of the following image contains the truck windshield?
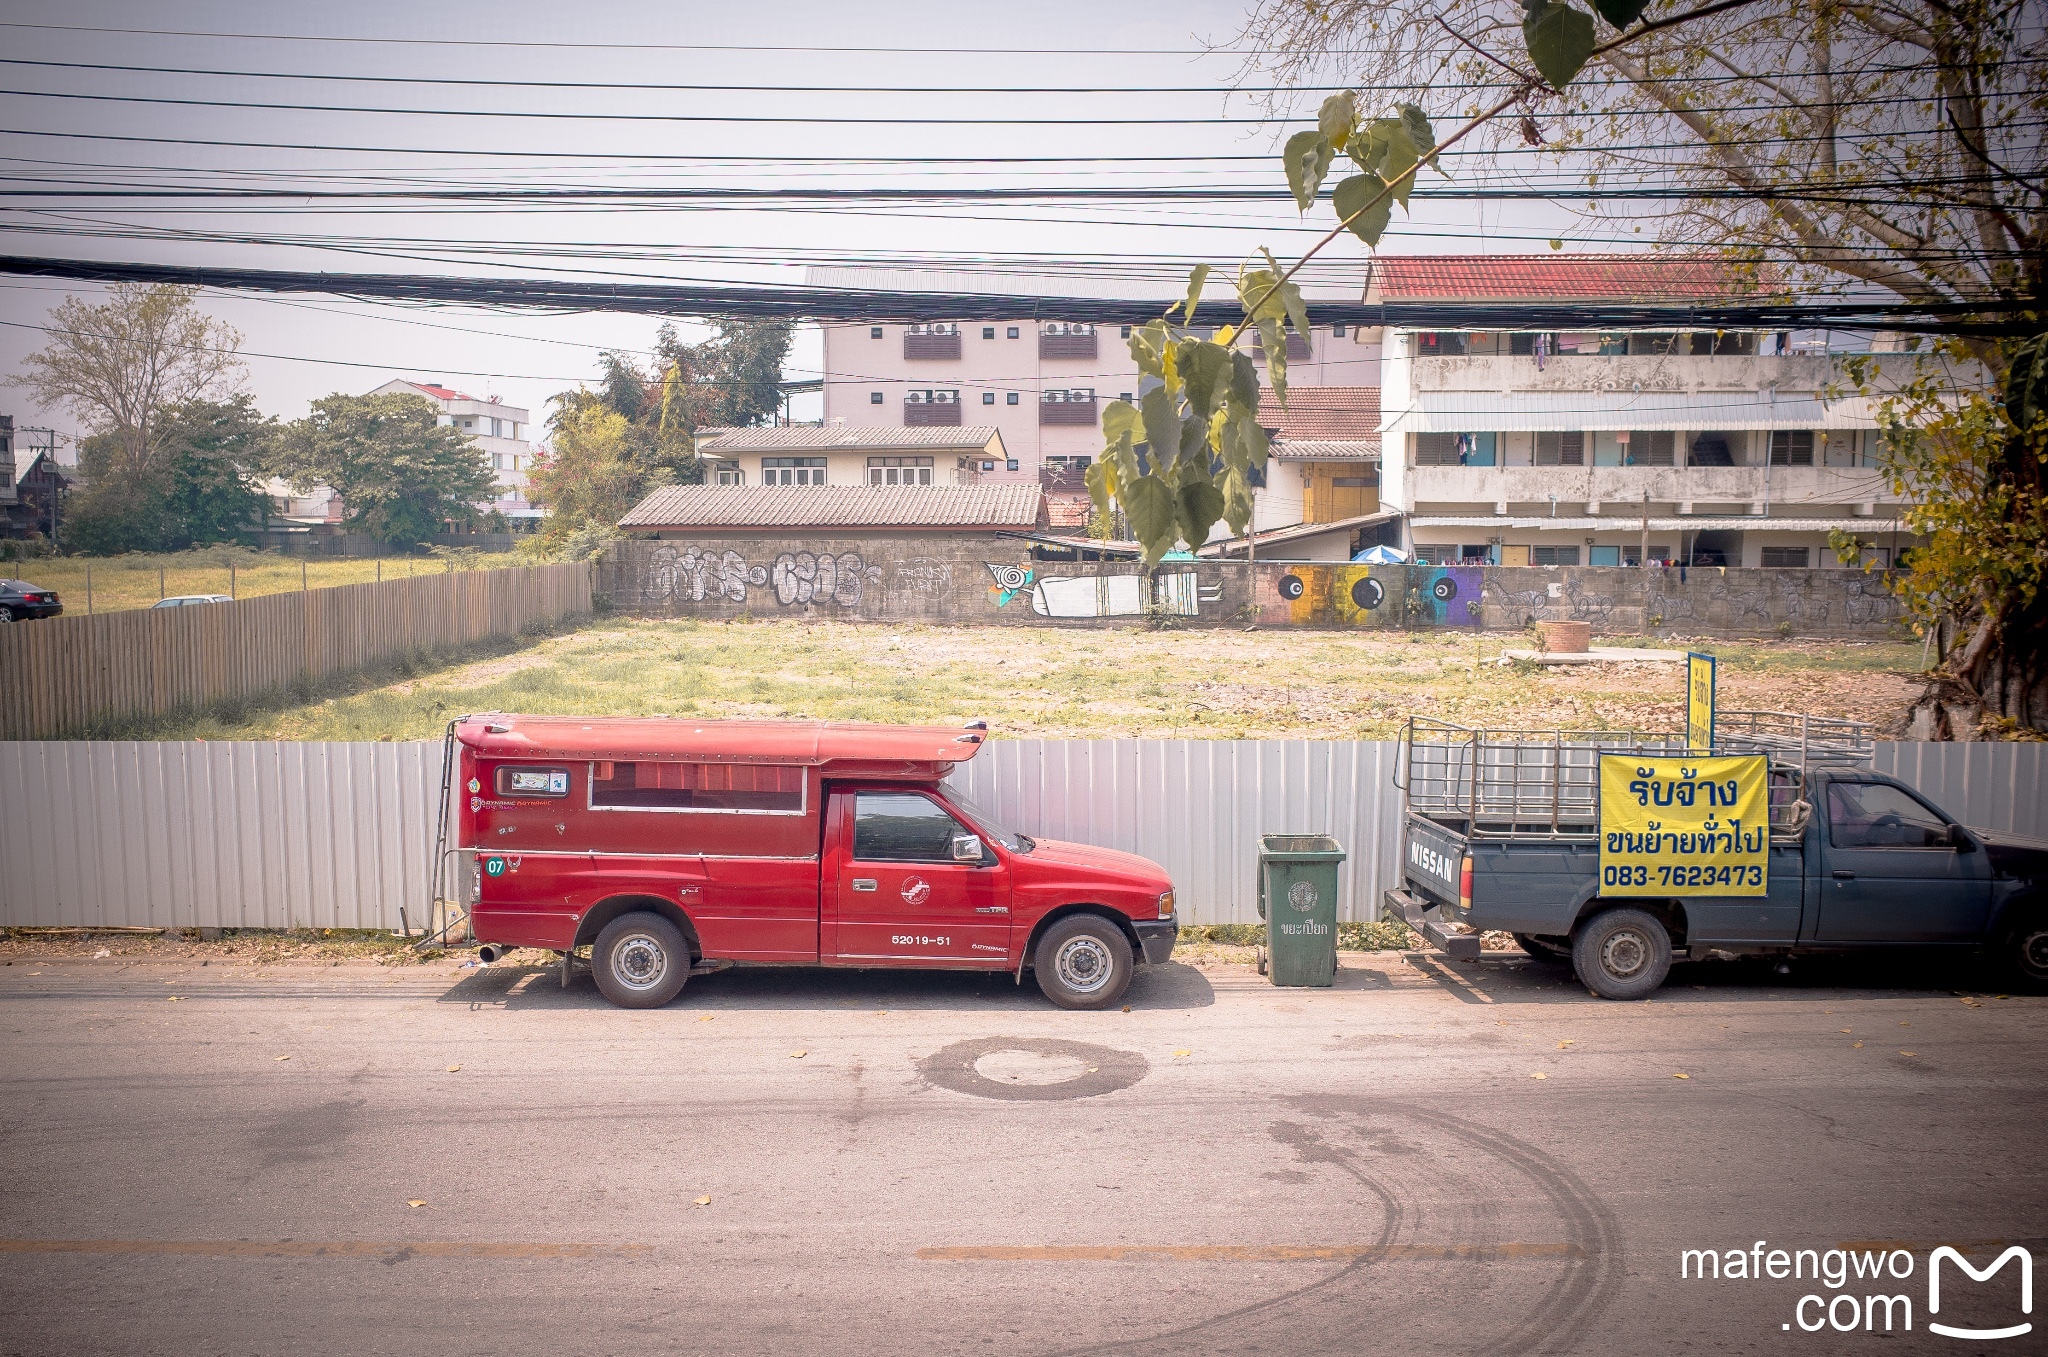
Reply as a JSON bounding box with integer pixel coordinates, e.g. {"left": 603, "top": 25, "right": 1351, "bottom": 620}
{"left": 945, "top": 789, "right": 1034, "bottom": 853}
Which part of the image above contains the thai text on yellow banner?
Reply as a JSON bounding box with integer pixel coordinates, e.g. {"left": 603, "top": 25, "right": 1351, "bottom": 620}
{"left": 1599, "top": 754, "right": 1769, "bottom": 897}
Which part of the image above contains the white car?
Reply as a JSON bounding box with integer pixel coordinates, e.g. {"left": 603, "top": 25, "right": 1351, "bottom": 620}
{"left": 150, "top": 594, "right": 235, "bottom": 609}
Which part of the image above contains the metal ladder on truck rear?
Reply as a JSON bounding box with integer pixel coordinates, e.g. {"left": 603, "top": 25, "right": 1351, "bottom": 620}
{"left": 411, "top": 719, "right": 473, "bottom": 950}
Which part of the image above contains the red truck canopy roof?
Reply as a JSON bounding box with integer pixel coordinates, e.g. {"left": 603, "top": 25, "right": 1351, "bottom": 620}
{"left": 454, "top": 714, "right": 985, "bottom": 777}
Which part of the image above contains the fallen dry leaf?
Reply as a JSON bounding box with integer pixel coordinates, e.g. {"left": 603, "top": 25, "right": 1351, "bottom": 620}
{"left": 697, "top": 1015, "right": 715, "bottom": 1022}
{"left": 1557, "top": 1040, "right": 1575, "bottom": 1049}
{"left": 406, "top": 1199, "right": 426, "bottom": 1209}
{"left": 447, "top": 1064, "right": 462, "bottom": 1073}
{"left": 1673, "top": 1072, "right": 1690, "bottom": 1080}
{"left": 1839, "top": 1028, "right": 1852, "bottom": 1034}
{"left": 1530, "top": 1071, "right": 1548, "bottom": 1080}
{"left": 790, "top": 1050, "right": 806, "bottom": 1059}
{"left": 1958, "top": 997, "right": 1982, "bottom": 1008}
{"left": 1900, "top": 1021, "right": 1911, "bottom": 1026}
{"left": 274, "top": 1054, "right": 292, "bottom": 1062}
{"left": 92, "top": 949, "right": 110, "bottom": 959}
{"left": 166, "top": 996, "right": 182, "bottom": 1002}
{"left": 1172, "top": 1049, "right": 1191, "bottom": 1058}
{"left": 693, "top": 1195, "right": 712, "bottom": 1206}
{"left": 1121, "top": 1005, "right": 1132, "bottom": 1013}
{"left": 1900, "top": 1050, "right": 1917, "bottom": 1057}
{"left": 1853, "top": 1041, "right": 1864, "bottom": 1048}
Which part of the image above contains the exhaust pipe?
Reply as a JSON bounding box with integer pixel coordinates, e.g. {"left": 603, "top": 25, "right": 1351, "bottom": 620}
{"left": 476, "top": 942, "right": 516, "bottom": 964}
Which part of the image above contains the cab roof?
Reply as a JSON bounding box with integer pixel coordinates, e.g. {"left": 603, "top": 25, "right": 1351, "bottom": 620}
{"left": 454, "top": 715, "right": 986, "bottom": 772}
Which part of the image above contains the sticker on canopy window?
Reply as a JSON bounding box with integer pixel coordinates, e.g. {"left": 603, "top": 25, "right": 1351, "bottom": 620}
{"left": 495, "top": 766, "right": 571, "bottom": 799}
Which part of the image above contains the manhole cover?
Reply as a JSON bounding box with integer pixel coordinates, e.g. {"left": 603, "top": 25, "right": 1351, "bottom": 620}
{"left": 919, "top": 1037, "right": 1148, "bottom": 1102}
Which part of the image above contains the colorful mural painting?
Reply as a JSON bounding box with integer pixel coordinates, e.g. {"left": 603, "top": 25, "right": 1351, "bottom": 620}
{"left": 1266, "top": 564, "right": 1483, "bottom": 628}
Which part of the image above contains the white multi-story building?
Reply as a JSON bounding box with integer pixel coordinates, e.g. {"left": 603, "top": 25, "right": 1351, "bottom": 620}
{"left": 368, "top": 379, "right": 543, "bottom": 527}
{"left": 1374, "top": 257, "right": 1921, "bottom": 568}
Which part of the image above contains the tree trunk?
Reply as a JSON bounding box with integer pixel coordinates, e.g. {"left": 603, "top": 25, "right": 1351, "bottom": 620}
{"left": 1901, "top": 604, "right": 2048, "bottom": 739}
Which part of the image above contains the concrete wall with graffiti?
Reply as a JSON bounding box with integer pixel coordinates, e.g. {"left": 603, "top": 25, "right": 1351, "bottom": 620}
{"left": 601, "top": 539, "right": 1908, "bottom": 638}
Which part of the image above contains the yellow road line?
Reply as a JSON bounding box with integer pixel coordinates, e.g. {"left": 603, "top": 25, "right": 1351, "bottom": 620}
{"left": 918, "top": 1242, "right": 1582, "bottom": 1262}
{"left": 0, "top": 1238, "right": 652, "bottom": 1260}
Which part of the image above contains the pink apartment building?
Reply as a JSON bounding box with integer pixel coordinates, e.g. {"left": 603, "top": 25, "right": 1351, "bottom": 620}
{"left": 806, "top": 267, "right": 1383, "bottom": 533}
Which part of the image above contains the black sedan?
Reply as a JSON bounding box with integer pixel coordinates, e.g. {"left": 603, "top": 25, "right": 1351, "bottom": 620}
{"left": 0, "top": 578, "right": 63, "bottom": 622}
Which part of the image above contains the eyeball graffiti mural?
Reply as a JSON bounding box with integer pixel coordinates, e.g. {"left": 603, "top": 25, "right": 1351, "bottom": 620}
{"left": 1265, "top": 564, "right": 1482, "bottom": 628}
{"left": 986, "top": 563, "right": 1035, "bottom": 608}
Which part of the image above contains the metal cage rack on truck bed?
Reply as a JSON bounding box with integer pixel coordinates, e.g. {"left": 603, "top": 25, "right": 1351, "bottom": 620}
{"left": 1395, "top": 713, "right": 1874, "bottom": 841}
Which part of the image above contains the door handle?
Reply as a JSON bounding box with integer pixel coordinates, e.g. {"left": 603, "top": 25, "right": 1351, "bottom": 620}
{"left": 851, "top": 879, "right": 877, "bottom": 892}
{"left": 1832, "top": 870, "right": 1855, "bottom": 880}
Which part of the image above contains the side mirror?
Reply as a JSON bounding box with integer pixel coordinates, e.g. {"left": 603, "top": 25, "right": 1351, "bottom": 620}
{"left": 951, "top": 833, "right": 985, "bottom": 863}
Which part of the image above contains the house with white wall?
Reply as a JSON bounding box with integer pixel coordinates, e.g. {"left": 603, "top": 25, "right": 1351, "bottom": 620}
{"left": 368, "top": 379, "right": 543, "bottom": 527}
{"left": 1373, "top": 257, "right": 1920, "bottom": 568}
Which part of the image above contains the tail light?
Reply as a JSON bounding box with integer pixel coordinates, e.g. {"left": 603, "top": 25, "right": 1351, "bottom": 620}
{"left": 1459, "top": 855, "right": 1473, "bottom": 912}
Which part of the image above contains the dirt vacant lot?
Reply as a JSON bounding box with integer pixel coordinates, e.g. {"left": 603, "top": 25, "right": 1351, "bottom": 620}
{"left": 152, "top": 618, "right": 1925, "bottom": 742}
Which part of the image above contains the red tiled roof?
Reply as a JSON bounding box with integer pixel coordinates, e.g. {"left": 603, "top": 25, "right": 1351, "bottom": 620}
{"left": 1371, "top": 255, "right": 1749, "bottom": 303}
{"left": 409, "top": 382, "right": 471, "bottom": 400}
{"left": 620, "top": 484, "right": 1043, "bottom": 531}
{"left": 1256, "top": 387, "right": 1381, "bottom": 441}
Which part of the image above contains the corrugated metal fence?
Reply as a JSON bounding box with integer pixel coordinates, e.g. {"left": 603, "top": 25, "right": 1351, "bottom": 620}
{"left": 0, "top": 562, "right": 593, "bottom": 739}
{"left": 1, "top": 739, "right": 2042, "bottom": 931}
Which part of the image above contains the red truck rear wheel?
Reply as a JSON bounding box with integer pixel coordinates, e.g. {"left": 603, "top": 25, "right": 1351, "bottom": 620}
{"left": 593, "top": 912, "right": 691, "bottom": 1009}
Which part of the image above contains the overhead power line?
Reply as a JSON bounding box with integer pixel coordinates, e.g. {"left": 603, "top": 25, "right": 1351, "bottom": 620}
{"left": 0, "top": 253, "right": 2027, "bottom": 335}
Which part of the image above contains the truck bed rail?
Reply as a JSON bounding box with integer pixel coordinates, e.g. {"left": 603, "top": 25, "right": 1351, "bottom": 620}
{"left": 1400, "top": 712, "right": 1871, "bottom": 841}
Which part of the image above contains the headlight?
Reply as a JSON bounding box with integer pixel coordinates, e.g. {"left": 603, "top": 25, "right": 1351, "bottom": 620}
{"left": 1157, "top": 889, "right": 1176, "bottom": 918}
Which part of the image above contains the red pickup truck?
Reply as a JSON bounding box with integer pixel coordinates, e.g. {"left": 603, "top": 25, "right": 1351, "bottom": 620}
{"left": 456, "top": 715, "right": 1178, "bottom": 1009}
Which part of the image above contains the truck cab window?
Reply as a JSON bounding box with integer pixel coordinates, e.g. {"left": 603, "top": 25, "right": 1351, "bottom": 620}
{"left": 1826, "top": 783, "right": 1949, "bottom": 849}
{"left": 854, "top": 793, "right": 975, "bottom": 862}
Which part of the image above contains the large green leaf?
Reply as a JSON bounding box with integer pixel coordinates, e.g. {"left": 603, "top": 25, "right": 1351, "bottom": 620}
{"left": 1317, "top": 90, "right": 1359, "bottom": 151}
{"left": 1591, "top": 0, "right": 1649, "bottom": 26}
{"left": 1176, "top": 263, "right": 1211, "bottom": 324}
{"left": 1175, "top": 480, "right": 1226, "bottom": 552}
{"left": 1523, "top": 1, "right": 1597, "bottom": 89}
{"left": 1179, "top": 341, "right": 1232, "bottom": 418}
{"left": 1228, "top": 350, "right": 1261, "bottom": 411}
{"left": 1283, "top": 130, "right": 1334, "bottom": 213}
{"left": 1333, "top": 173, "right": 1395, "bottom": 248}
{"left": 1398, "top": 103, "right": 1441, "bottom": 172}
{"left": 1261, "top": 248, "right": 1313, "bottom": 352}
{"left": 1122, "top": 476, "right": 1177, "bottom": 562}
{"left": 1219, "top": 463, "right": 1255, "bottom": 536}
{"left": 1140, "top": 386, "right": 1180, "bottom": 470}
{"left": 1083, "top": 458, "right": 1113, "bottom": 515}
{"left": 1127, "top": 320, "right": 1169, "bottom": 378}
{"left": 1102, "top": 399, "right": 1143, "bottom": 448}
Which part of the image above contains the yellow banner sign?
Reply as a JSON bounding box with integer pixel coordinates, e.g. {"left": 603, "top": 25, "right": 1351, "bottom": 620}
{"left": 1599, "top": 754, "right": 1769, "bottom": 897}
{"left": 1686, "top": 652, "right": 1716, "bottom": 754}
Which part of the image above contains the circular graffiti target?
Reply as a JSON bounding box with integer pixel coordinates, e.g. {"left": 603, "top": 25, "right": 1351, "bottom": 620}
{"left": 1432, "top": 576, "right": 1459, "bottom": 601}
{"left": 987, "top": 564, "right": 1030, "bottom": 592}
{"left": 1350, "top": 576, "right": 1385, "bottom": 611}
{"left": 1279, "top": 573, "right": 1305, "bottom": 601}
{"left": 1287, "top": 880, "right": 1318, "bottom": 913}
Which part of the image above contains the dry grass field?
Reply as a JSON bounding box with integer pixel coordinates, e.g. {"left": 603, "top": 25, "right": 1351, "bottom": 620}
{"left": 4, "top": 548, "right": 526, "bottom": 615}
{"left": 143, "top": 615, "right": 1927, "bottom": 743}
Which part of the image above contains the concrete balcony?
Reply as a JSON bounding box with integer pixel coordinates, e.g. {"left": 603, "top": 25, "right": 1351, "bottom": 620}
{"left": 1403, "top": 462, "right": 1898, "bottom": 512}
{"left": 1409, "top": 353, "right": 1930, "bottom": 395}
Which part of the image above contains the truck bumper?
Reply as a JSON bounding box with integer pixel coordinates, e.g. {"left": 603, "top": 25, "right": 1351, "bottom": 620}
{"left": 1133, "top": 919, "right": 1179, "bottom": 965}
{"left": 1385, "top": 888, "right": 1482, "bottom": 961}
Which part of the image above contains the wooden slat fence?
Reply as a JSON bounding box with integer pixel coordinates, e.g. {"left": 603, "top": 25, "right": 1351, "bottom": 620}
{"left": 0, "top": 562, "right": 593, "bottom": 739}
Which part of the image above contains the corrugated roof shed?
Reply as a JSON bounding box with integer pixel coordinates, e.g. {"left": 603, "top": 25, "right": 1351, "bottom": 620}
{"left": 621, "top": 484, "right": 1044, "bottom": 531}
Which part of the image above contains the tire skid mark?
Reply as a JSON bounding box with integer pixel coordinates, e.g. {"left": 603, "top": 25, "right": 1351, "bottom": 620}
{"left": 1292, "top": 1096, "right": 1625, "bottom": 1357}
{"left": 1029, "top": 1116, "right": 1413, "bottom": 1357}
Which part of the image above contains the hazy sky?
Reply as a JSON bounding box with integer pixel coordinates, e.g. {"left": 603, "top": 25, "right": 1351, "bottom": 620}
{"left": 0, "top": 0, "right": 1586, "bottom": 449}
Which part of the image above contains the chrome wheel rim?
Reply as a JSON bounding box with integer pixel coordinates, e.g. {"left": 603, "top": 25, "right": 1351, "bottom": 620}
{"left": 1601, "top": 928, "right": 1649, "bottom": 979}
{"left": 1054, "top": 936, "right": 1114, "bottom": 994}
{"left": 612, "top": 933, "right": 669, "bottom": 990}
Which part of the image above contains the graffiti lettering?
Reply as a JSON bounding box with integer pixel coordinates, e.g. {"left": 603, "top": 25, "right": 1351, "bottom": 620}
{"left": 772, "top": 551, "right": 882, "bottom": 608}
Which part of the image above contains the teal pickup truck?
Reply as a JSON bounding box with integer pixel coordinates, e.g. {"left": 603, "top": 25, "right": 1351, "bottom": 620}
{"left": 1385, "top": 715, "right": 2048, "bottom": 999}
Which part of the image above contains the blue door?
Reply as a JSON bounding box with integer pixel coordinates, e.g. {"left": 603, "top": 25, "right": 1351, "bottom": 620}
{"left": 1814, "top": 779, "right": 1991, "bottom": 942}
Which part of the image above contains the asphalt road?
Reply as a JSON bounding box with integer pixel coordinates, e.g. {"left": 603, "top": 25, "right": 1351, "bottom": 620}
{"left": 2, "top": 947, "right": 2043, "bottom": 1356}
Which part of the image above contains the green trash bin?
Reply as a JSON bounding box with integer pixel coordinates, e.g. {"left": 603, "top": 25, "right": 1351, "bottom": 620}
{"left": 1257, "top": 833, "right": 1345, "bottom": 987}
